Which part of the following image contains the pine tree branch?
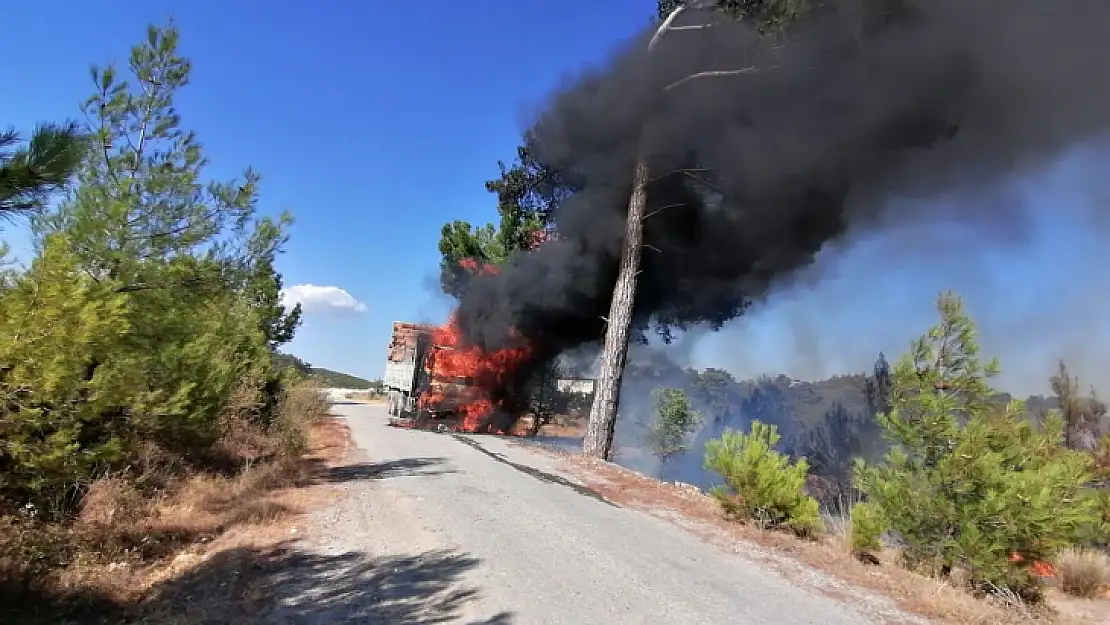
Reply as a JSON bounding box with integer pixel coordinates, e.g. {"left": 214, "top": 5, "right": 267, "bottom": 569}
{"left": 650, "top": 6, "right": 688, "bottom": 49}
{"left": 0, "top": 123, "right": 86, "bottom": 217}
{"left": 643, "top": 203, "right": 687, "bottom": 220}
{"left": 664, "top": 67, "right": 771, "bottom": 91}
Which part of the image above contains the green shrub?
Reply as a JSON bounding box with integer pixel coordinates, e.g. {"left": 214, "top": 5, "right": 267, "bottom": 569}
{"left": 1082, "top": 490, "right": 1110, "bottom": 547}
{"left": 0, "top": 237, "right": 133, "bottom": 516}
{"left": 854, "top": 291, "right": 1104, "bottom": 603}
{"left": 704, "top": 420, "right": 823, "bottom": 537}
{"left": 272, "top": 377, "right": 329, "bottom": 457}
{"left": 849, "top": 501, "right": 886, "bottom": 554}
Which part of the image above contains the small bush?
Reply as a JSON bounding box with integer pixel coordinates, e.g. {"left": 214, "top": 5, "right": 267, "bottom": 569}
{"left": 849, "top": 501, "right": 886, "bottom": 555}
{"left": 1075, "top": 490, "right": 1110, "bottom": 548}
{"left": 0, "top": 513, "right": 80, "bottom": 584}
{"left": 75, "top": 476, "right": 147, "bottom": 529}
{"left": 1094, "top": 435, "right": 1110, "bottom": 480}
{"left": 271, "top": 378, "right": 328, "bottom": 457}
{"left": 1054, "top": 547, "right": 1110, "bottom": 598}
{"left": 704, "top": 420, "right": 823, "bottom": 537}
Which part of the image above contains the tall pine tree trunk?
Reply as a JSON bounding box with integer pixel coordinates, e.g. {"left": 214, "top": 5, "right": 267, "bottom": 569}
{"left": 582, "top": 159, "right": 649, "bottom": 459}
{"left": 581, "top": 6, "right": 759, "bottom": 459}
{"left": 581, "top": 8, "right": 687, "bottom": 461}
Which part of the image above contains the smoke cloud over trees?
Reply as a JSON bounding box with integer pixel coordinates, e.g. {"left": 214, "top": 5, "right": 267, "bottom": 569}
{"left": 451, "top": 0, "right": 1110, "bottom": 397}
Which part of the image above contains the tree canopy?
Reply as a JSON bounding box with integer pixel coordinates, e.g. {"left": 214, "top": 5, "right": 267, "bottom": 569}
{"left": 854, "top": 292, "right": 1105, "bottom": 600}
{"left": 645, "top": 387, "right": 701, "bottom": 473}
{"left": 437, "top": 142, "right": 571, "bottom": 298}
{"left": 656, "top": 0, "right": 816, "bottom": 33}
{"left": 0, "top": 22, "right": 304, "bottom": 517}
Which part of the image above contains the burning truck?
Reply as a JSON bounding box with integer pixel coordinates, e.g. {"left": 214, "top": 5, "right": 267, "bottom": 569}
{"left": 383, "top": 321, "right": 444, "bottom": 423}
{"left": 382, "top": 318, "right": 532, "bottom": 433}
{"left": 382, "top": 246, "right": 566, "bottom": 434}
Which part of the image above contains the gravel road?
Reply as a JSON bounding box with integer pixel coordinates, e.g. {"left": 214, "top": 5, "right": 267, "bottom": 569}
{"left": 272, "top": 402, "right": 880, "bottom": 624}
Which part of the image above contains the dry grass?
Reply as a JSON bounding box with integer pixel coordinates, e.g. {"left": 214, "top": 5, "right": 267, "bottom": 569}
{"left": 0, "top": 381, "right": 352, "bottom": 624}
{"left": 344, "top": 390, "right": 385, "bottom": 403}
{"left": 818, "top": 491, "right": 866, "bottom": 556}
{"left": 821, "top": 510, "right": 855, "bottom": 555}
{"left": 537, "top": 449, "right": 1104, "bottom": 625}
{"left": 1055, "top": 548, "right": 1110, "bottom": 599}
{"left": 538, "top": 416, "right": 588, "bottom": 438}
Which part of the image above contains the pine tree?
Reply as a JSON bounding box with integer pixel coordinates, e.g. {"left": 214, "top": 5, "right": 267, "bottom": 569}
{"left": 237, "top": 213, "right": 302, "bottom": 350}
{"left": 1049, "top": 360, "right": 1105, "bottom": 451}
{"left": 0, "top": 22, "right": 297, "bottom": 516}
{"left": 800, "top": 401, "right": 876, "bottom": 507}
{"left": 34, "top": 24, "right": 261, "bottom": 283}
{"left": 854, "top": 291, "right": 1102, "bottom": 601}
{"left": 644, "top": 388, "right": 701, "bottom": 476}
{"left": 864, "top": 352, "right": 892, "bottom": 420}
{"left": 704, "top": 420, "right": 823, "bottom": 536}
{"left": 36, "top": 22, "right": 278, "bottom": 444}
{"left": 0, "top": 234, "right": 130, "bottom": 514}
{"left": 523, "top": 361, "right": 565, "bottom": 437}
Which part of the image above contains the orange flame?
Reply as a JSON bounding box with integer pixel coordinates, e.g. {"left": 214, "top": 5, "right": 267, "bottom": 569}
{"left": 417, "top": 313, "right": 531, "bottom": 433}
{"left": 1008, "top": 552, "right": 1056, "bottom": 578}
{"left": 457, "top": 257, "right": 499, "bottom": 275}
{"left": 526, "top": 226, "right": 557, "bottom": 250}
{"left": 420, "top": 257, "right": 531, "bottom": 434}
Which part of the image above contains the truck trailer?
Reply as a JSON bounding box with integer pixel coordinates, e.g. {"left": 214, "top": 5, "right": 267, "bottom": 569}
{"left": 383, "top": 321, "right": 473, "bottom": 428}
{"left": 383, "top": 321, "right": 432, "bottom": 417}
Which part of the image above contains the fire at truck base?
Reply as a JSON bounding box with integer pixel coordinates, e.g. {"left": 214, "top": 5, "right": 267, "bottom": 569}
{"left": 382, "top": 318, "right": 533, "bottom": 436}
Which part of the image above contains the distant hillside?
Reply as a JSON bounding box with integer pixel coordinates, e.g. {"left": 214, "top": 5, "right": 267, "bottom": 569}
{"left": 272, "top": 352, "right": 374, "bottom": 389}
{"left": 619, "top": 349, "right": 1064, "bottom": 442}
{"left": 612, "top": 350, "right": 1090, "bottom": 499}
{"left": 310, "top": 367, "right": 373, "bottom": 389}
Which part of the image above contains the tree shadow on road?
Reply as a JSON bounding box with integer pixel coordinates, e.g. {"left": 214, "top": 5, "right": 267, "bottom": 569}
{"left": 134, "top": 543, "right": 511, "bottom": 624}
{"left": 6, "top": 544, "right": 512, "bottom": 625}
{"left": 320, "top": 457, "right": 456, "bottom": 483}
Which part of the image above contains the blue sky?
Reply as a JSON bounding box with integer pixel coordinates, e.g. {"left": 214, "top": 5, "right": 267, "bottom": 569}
{"left": 0, "top": 0, "right": 651, "bottom": 379}
{"left": 2, "top": 1, "right": 1107, "bottom": 393}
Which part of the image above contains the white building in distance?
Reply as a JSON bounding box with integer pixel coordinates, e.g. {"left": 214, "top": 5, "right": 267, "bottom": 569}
{"left": 556, "top": 378, "right": 595, "bottom": 395}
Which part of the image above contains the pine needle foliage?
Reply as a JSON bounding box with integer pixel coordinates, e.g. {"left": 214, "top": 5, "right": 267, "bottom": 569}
{"left": 645, "top": 387, "right": 701, "bottom": 474}
{"left": 0, "top": 23, "right": 303, "bottom": 519}
{"left": 704, "top": 420, "right": 824, "bottom": 536}
{"left": 854, "top": 291, "right": 1103, "bottom": 602}
{"left": 0, "top": 123, "right": 86, "bottom": 218}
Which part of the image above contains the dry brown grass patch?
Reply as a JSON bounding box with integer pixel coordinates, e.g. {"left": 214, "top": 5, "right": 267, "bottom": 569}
{"left": 1055, "top": 548, "right": 1110, "bottom": 599}
{"left": 76, "top": 475, "right": 148, "bottom": 528}
{"left": 539, "top": 417, "right": 587, "bottom": 438}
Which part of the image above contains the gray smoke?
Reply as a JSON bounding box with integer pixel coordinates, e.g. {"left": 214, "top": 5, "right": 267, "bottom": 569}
{"left": 692, "top": 145, "right": 1110, "bottom": 396}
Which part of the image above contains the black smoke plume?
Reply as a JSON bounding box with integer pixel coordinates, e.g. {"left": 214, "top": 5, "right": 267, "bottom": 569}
{"left": 455, "top": 0, "right": 1110, "bottom": 388}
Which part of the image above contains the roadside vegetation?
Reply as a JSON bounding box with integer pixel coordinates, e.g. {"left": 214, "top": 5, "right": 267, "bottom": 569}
{"left": 687, "top": 291, "right": 1110, "bottom": 619}
{"left": 644, "top": 387, "right": 701, "bottom": 476}
{"left": 0, "top": 22, "right": 336, "bottom": 621}
{"left": 5, "top": 5, "right": 1098, "bottom": 625}
{"left": 429, "top": 0, "right": 1110, "bottom": 611}
{"left": 531, "top": 290, "right": 1108, "bottom": 620}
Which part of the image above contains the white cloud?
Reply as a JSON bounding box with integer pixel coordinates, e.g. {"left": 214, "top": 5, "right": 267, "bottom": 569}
{"left": 281, "top": 284, "right": 367, "bottom": 314}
